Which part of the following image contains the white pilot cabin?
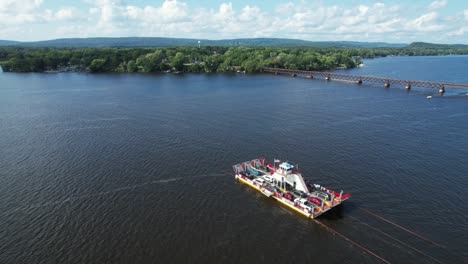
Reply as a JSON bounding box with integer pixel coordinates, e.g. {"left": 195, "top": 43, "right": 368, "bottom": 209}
{"left": 272, "top": 162, "right": 310, "bottom": 194}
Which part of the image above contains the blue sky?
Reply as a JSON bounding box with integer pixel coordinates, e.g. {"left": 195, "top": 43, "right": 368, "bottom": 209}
{"left": 1, "top": 0, "right": 467, "bottom": 43}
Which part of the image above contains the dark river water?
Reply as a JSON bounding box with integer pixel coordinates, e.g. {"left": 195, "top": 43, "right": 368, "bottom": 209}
{"left": 1, "top": 56, "right": 467, "bottom": 264}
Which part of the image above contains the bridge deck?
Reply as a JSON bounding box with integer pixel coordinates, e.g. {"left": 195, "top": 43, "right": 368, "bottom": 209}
{"left": 263, "top": 67, "right": 468, "bottom": 90}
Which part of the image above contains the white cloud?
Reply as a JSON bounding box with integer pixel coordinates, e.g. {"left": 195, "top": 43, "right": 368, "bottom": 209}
{"left": 59, "top": 8, "right": 79, "bottom": 20}
{"left": 214, "top": 3, "right": 236, "bottom": 22}
{"left": 0, "top": 0, "right": 466, "bottom": 43}
{"left": 239, "top": 5, "right": 261, "bottom": 22}
{"left": 275, "top": 2, "right": 295, "bottom": 15}
{"left": 428, "top": 0, "right": 447, "bottom": 11}
{"left": 447, "top": 27, "right": 466, "bottom": 36}
{"left": 0, "top": 0, "right": 43, "bottom": 12}
{"left": 406, "top": 12, "right": 446, "bottom": 32}
{"left": 0, "top": 0, "right": 42, "bottom": 25}
{"left": 126, "top": 0, "right": 189, "bottom": 23}
{"left": 0, "top": 0, "right": 80, "bottom": 27}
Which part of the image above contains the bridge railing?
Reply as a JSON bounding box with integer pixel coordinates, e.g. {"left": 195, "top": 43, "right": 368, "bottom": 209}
{"left": 262, "top": 67, "right": 468, "bottom": 91}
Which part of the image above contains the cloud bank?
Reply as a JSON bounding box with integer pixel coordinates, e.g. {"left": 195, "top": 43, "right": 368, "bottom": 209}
{"left": 0, "top": 0, "right": 467, "bottom": 43}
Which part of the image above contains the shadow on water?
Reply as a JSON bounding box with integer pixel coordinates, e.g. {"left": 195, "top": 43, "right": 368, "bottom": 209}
{"left": 317, "top": 203, "right": 344, "bottom": 220}
{"left": 316, "top": 201, "right": 362, "bottom": 220}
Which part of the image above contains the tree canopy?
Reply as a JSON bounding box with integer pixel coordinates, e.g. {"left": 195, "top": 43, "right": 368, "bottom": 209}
{"left": 0, "top": 45, "right": 467, "bottom": 73}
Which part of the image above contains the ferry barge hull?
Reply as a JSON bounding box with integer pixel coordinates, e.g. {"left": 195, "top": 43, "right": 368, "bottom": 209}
{"left": 233, "top": 158, "right": 350, "bottom": 219}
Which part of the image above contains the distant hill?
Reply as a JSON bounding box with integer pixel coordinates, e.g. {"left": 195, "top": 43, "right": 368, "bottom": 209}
{"left": 407, "top": 42, "right": 468, "bottom": 49}
{"left": 0, "top": 37, "right": 407, "bottom": 48}
{"left": 0, "top": 40, "right": 20, "bottom": 46}
{"left": 3, "top": 38, "right": 467, "bottom": 50}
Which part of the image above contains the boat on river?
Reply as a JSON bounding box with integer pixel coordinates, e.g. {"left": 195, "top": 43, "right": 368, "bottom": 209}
{"left": 232, "top": 158, "right": 350, "bottom": 219}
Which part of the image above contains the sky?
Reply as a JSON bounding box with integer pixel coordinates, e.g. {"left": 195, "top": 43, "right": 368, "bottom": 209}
{"left": 0, "top": 0, "right": 467, "bottom": 43}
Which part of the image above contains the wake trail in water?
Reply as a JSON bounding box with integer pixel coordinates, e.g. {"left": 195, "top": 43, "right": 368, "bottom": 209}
{"left": 63, "top": 126, "right": 113, "bottom": 132}
{"left": 330, "top": 114, "right": 392, "bottom": 125}
{"left": 374, "top": 98, "right": 409, "bottom": 103}
{"left": 80, "top": 117, "right": 133, "bottom": 122}
{"left": 447, "top": 113, "right": 468, "bottom": 118}
{"left": 0, "top": 117, "right": 131, "bottom": 132}
{"left": 0, "top": 126, "right": 18, "bottom": 132}
{"left": 4, "top": 173, "right": 223, "bottom": 215}
{"left": 340, "top": 96, "right": 367, "bottom": 100}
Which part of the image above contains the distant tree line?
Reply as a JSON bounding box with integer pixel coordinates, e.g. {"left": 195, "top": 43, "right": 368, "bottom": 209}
{"left": 0, "top": 45, "right": 467, "bottom": 73}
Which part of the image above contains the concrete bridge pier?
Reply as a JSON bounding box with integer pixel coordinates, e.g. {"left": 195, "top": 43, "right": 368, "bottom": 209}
{"left": 439, "top": 85, "right": 445, "bottom": 94}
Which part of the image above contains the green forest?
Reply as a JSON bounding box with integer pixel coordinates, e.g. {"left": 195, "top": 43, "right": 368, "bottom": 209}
{"left": 1, "top": 44, "right": 468, "bottom": 73}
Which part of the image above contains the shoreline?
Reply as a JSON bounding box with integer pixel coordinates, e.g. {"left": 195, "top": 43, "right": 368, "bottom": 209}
{"left": 3, "top": 54, "right": 468, "bottom": 74}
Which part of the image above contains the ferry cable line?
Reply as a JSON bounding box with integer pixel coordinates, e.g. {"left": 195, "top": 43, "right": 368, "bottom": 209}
{"left": 312, "top": 219, "right": 392, "bottom": 264}
{"left": 348, "top": 215, "right": 445, "bottom": 264}
{"left": 361, "top": 208, "right": 447, "bottom": 249}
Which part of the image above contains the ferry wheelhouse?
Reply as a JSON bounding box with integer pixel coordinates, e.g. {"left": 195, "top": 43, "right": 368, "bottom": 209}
{"left": 232, "top": 158, "right": 350, "bottom": 219}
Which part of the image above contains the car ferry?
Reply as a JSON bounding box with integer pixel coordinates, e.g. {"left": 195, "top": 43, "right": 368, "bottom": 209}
{"left": 232, "top": 158, "right": 350, "bottom": 219}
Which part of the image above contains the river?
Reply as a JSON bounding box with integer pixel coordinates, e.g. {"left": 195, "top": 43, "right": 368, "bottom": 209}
{"left": 0, "top": 56, "right": 467, "bottom": 263}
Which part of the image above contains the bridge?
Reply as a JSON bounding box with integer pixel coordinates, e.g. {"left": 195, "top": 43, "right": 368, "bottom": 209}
{"left": 263, "top": 67, "right": 468, "bottom": 93}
